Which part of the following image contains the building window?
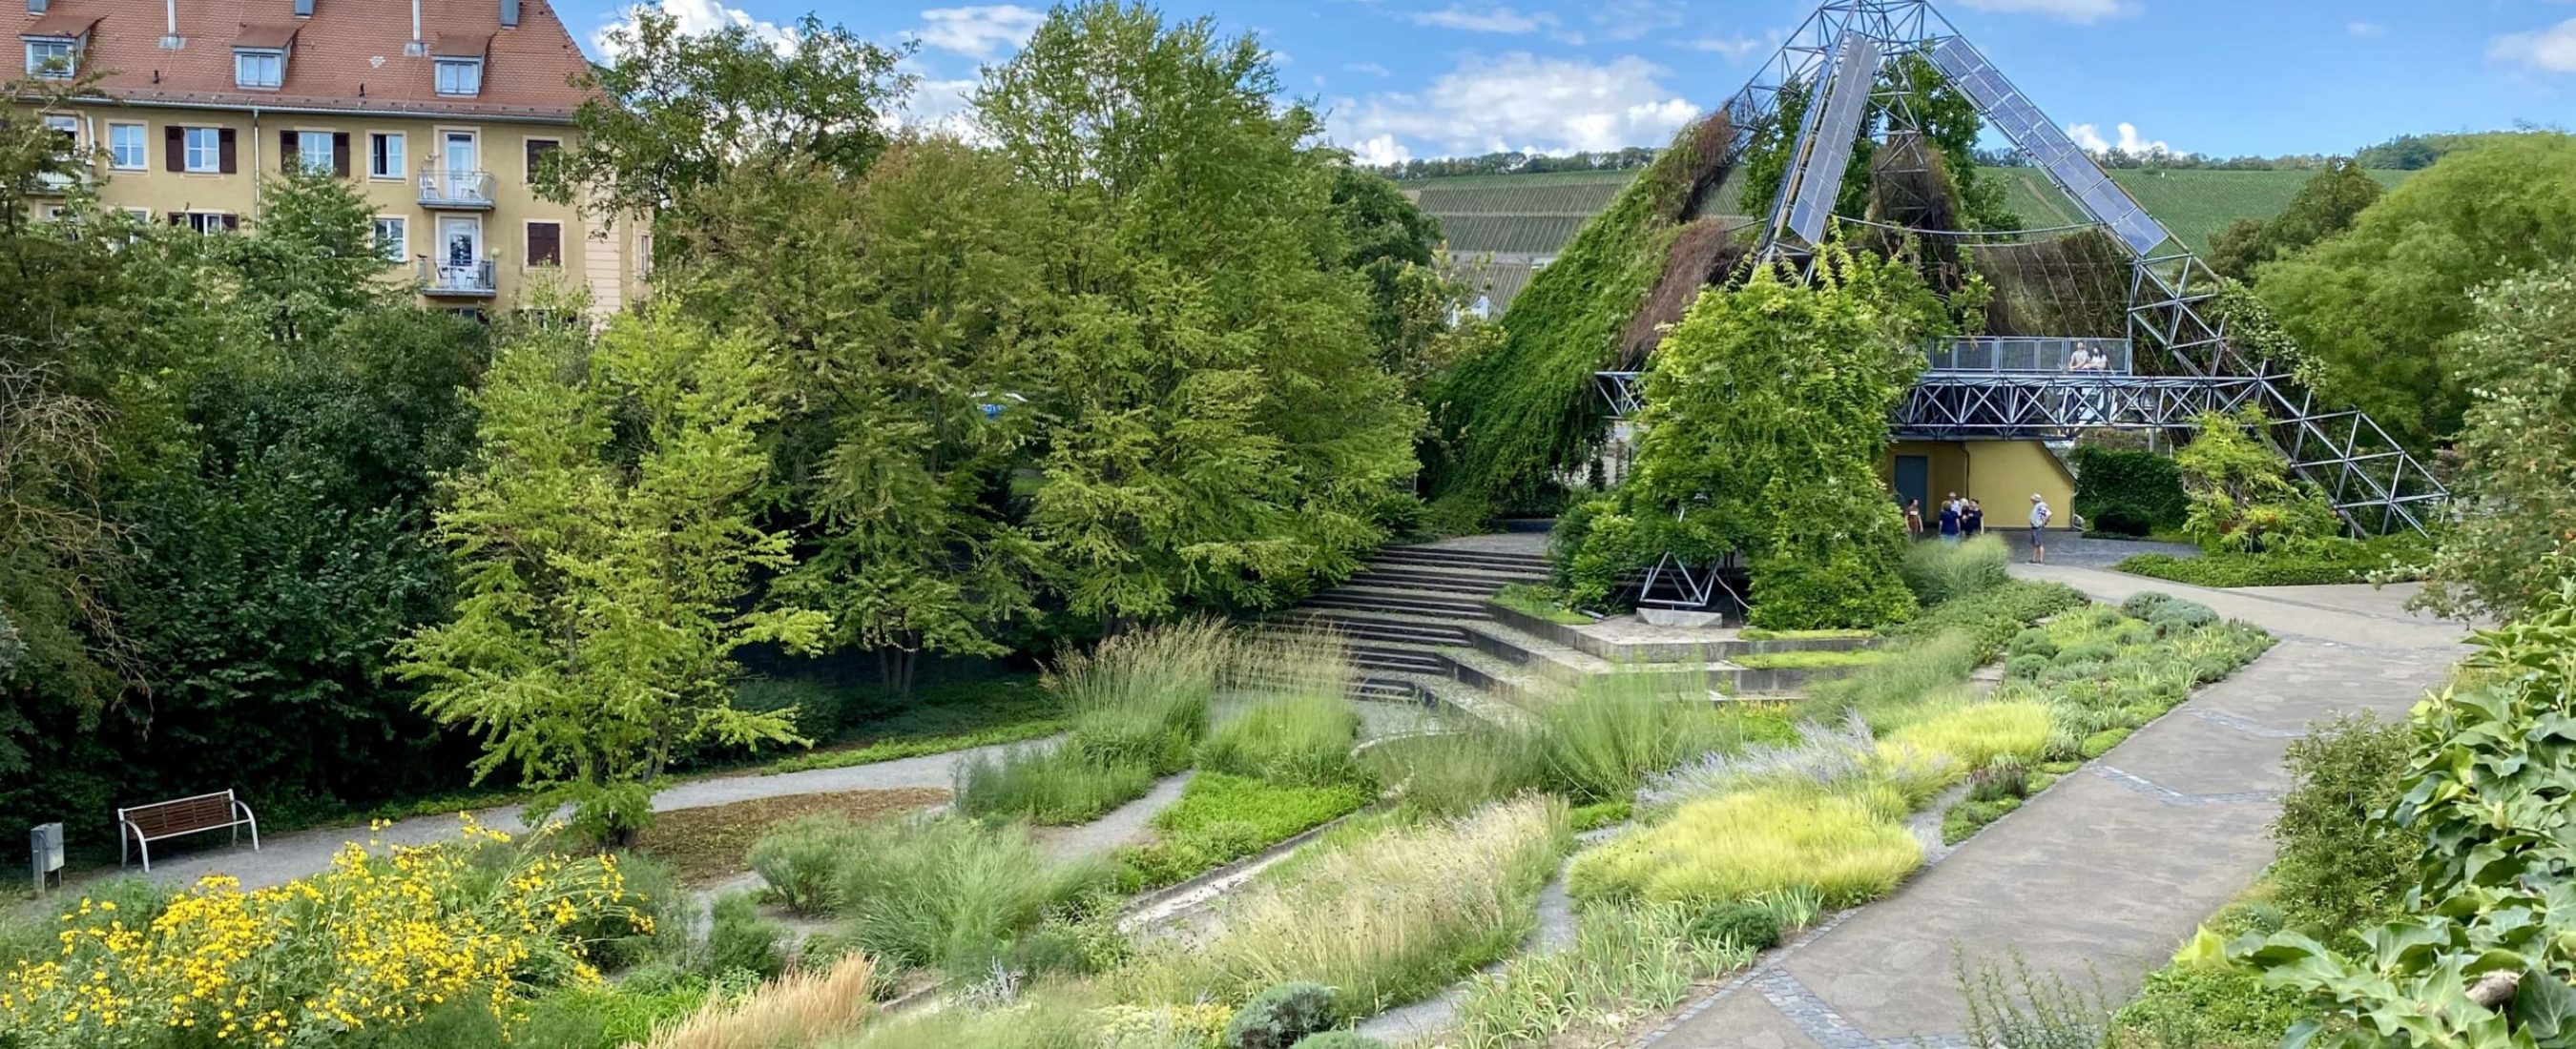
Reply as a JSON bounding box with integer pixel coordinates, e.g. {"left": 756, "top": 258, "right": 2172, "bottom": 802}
{"left": 368, "top": 132, "right": 404, "bottom": 179}
{"left": 107, "top": 123, "right": 144, "bottom": 170}
{"left": 41, "top": 113, "right": 76, "bottom": 146}
{"left": 25, "top": 38, "right": 74, "bottom": 79}
{"left": 433, "top": 58, "right": 481, "bottom": 96}
{"left": 233, "top": 49, "right": 282, "bottom": 89}
{"left": 372, "top": 216, "right": 407, "bottom": 261}
{"left": 524, "top": 138, "right": 558, "bottom": 184}
{"left": 298, "top": 132, "right": 334, "bottom": 174}
{"left": 525, "top": 220, "right": 561, "bottom": 267}
{"left": 177, "top": 211, "right": 235, "bottom": 235}
{"left": 182, "top": 127, "right": 220, "bottom": 173}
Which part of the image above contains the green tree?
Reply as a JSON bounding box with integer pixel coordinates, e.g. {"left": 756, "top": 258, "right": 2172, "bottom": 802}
{"left": 223, "top": 166, "right": 390, "bottom": 342}
{"left": 2258, "top": 133, "right": 2576, "bottom": 446}
{"left": 398, "top": 304, "right": 829, "bottom": 839}
{"left": 977, "top": 1, "right": 1420, "bottom": 622}
{"left": 541, "top": 8, "right": 912, "bottom": 235}
{"left": 2418, "top": 262, "right": 2576, "bottom": 620}
{"left": 1557, "top": 248, "right": 1940, "bottom": 627}
{"left": 2175, "top": 409, "right": 2337, "bottom": 552}
{"left": 2204, "top": 158, "right": 2383, "bottom": 283}
{"left": 672, "top": 140, "right": 1048, "bottom": 693}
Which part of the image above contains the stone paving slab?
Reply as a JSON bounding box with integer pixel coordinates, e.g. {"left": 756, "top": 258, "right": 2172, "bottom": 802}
{"left": 1639, "top": 566, "right": 2462, "bottom": 1049}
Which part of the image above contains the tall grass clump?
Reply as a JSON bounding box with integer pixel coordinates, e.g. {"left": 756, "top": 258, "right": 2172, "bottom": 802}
{"left": 640, "top": 953, "right": 877, "bottom": 1049}
{"left": 1879, "top": 701, "right": 2051, "bottom": 774}
{"left": 829, "top": 813, "right": 1111, "bottom": 975}
{"left": 953, "top": 743, "right": 1159, "bottom": 825}
{"left": 835, "top": 988, "right": 1106, "bottom": 1049}
{"left": 1451, "top": 901, "right": 1756, "bottom": 1049}
{"left": 1058, "top": 619, "right": 1233, "bottom": 774}
{"left": 1901, "top": 534, "right": 2010, "bottom": 606}
{"left": 1121, "top": 795, "right": 1573, "bottom": 1017}
{"left": 1200, "top": 636, "right": 1362, "bottom": 787}
{"left": 1360, "top": 727, "right": 1548, "bottom": 816}
{"left": 1535, "top": 671, "right": 1764, "bottom": 802}
{"left": 1568, "top": 788, "right": 1920, "bottom": 907}
{"left": 1641, "top": 711, "right": 1879, "bottom": 809}
{"left": 745, "top": 814, "right": 868, "bottom": 915}
{"left": 1801, "top": 629, "right": 1987, "bottom": 726}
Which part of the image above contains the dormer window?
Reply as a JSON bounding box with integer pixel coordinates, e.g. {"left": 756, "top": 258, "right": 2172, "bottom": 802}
{"left": 433, "top": 57, "right": 481, "bottom": 96}
{"left": 234, "top": 48, "right": 284, "bottom": 89}
{"left": 24, "top": 37, "right": 75, "bottom": 78}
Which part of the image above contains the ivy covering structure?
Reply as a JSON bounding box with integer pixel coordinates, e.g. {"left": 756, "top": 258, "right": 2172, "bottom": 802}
{"left": 1426, "top": 111, "right": 1736, "bottom": 521}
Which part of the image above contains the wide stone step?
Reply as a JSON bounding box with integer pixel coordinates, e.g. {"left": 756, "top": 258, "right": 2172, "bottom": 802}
{"left": 1351, "top": 646, "right": 1454, "bottom": 674}
{"left": 1345, "top": 569, "right": 1519, "bottom": 595}
{"left": 1372, "top": 547, "right": 1552, "bottom": 575}
{"left": 1271, "top": 614, "right": 1473, "bottom": 647}
{"left": 1300, "top": 589, "right": 1494, "bottom": 619}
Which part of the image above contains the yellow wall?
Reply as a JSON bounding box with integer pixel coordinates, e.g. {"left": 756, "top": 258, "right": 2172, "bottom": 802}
{"left": 25, "top": 105, "right": 641, "bottom": 315}
{"left": 1884, "top": 440, "right": 2076, "bottom": 524}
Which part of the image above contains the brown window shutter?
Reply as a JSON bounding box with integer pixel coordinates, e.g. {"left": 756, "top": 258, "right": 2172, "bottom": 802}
{"left": 332, "top": 134, "right": 351, "bottom": 177}
{"left": 221, "top": 214, "right": 239, "bottom": 232}
{"left": 167, "top": 213, "right": 184, "bottom": 226}
{"left": 218, "top": 129, "right": 238, "bottom": 174}
{"left": 525, "top": 139, "right": 558, "bottom": 183}
{"left": 280, "top": 130, "right": 298, "bottom": 171}
{"left": 164, "top": 126, "right": 183, "bottom": 172}
{"left": 526, "top": 221, "right": 561, "bottom": 266}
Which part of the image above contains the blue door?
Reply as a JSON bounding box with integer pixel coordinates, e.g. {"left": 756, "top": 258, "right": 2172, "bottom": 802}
{"left": 1894, "top": 455, "right": 1929, "bottom": 515}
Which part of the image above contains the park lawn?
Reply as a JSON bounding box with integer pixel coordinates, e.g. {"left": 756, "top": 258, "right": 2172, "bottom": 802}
{"left": 636, "top": 788, "right": 949, "bottom": 885}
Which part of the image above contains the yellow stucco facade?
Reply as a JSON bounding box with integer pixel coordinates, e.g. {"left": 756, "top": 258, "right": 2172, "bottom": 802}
{"left": 1883, "top": 439, "right": 2077, "bottom": 524}
{"left": 27, "top": 105, "right": 641, "bottom": 316}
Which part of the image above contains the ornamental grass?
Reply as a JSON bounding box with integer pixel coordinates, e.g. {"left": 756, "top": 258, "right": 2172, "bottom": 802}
{"left": 1879, "top": 702, "right": 2054, "bottom": 776}
{"left": 1119, "top": 795, "right": 1572, "bottom": 1018}
{"left": 0, "top": 817, "right": 650, "bottom": 1049}
{"left": 640, "top": 951, "right": 877, "bottom": 1049}
{"left": 1567, "top": 788, "right": 1921, "bottom": 908}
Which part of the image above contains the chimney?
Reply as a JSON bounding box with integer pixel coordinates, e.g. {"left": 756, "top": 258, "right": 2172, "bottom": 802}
{"left": 292, "top": 0, "right": 311, "bottom": 15}
{"left": 405, "top": 0, "right": 423, "bottom": 54}
{"left": 500, "top": 0, "right": 518, "bottom": 28}
{"left": 158, "top": 0, "right": 184, "bottom": 49}
{"left": 28, "top": 0, "right": 46, "bottom": 16}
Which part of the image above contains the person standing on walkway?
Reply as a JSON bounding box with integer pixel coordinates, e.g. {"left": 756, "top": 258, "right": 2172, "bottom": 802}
{"left": 1904, "top": 499, "right": 1924, "bottom": 540}
{"left": 1939, "top": 500, "right": 1962, "bottom": 543}
{"left": 2027, "top": 493, "right": 2052, "bottom": 564}
{"left": 1963, "top": 499, "right": 1984, "bottom": 538}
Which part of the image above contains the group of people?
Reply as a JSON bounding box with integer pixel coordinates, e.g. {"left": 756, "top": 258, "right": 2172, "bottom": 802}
{"left": 2063, "top": 341, "right": 2114, "bottom": 373}
{"left": 1902, "top": 490, "right": 2053, "bottom": 564}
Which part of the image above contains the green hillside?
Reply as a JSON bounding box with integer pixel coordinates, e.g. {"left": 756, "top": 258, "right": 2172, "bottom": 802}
{"left": 1407, "top": 166, "right": 2414, "bottom": 259}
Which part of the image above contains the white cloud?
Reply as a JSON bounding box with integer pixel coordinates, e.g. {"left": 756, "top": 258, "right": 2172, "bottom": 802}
{"left": 1951, "top": 0, "right": 2134, "bottom": 24}
{"left": 1333, "top": 52, "right": 1699, "bottom": 157}
{"left": 900, "top": 76, "right": 987, "bottom": 138}
{"left": 1345, "top": 61, "right": 1393, "bottom": 76}
{"left": 2346, "top": 21, "right": 2384, "bottom": 37}
{"left": 2067, "top": 121, "right": 2178, "bottom": 156}
{"left": 914, "top": 5, "right": 1045, "bottom": 60}
{"left": 1589, "top": 0, "right": 1686, "bottom": 43}
{"left": 1349, "top": 134, "right": 1413, "bottom": 167}
{"left": 2490, "top": 17, "right": 2576, "bottom": 74}
{"left": 592, "top": 0, "right": 790, "bottom": 56}
{"left": 1689, "top": 35, "right": 1765, "bottom": 59}
{"left": 1408, "top": 6, "right": 1559, "bottom": 33}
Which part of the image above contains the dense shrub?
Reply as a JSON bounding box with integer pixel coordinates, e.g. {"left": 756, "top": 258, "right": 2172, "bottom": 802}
{"left": 1689, "top": 902, "right": 1783, "bottom": 952}
{"left": 2118, "top": 591, "right": 2174, "bottom": 618}
{"left": 706, "top": 891, "right": 787, "bottom": 979}
{"left": 2266, "top": 714, "right": 2420, "bottom": 937}
{"left": 2071, "top": 445, "right": 2186, "bottom": 536}
{"left": 1901, "top": 535, "right": 2010, "bottom": 606}
{"left": 2117, "top": 533, "right": 2432, "bottom": 588}
{"left": 746, "top": 813, "right": 868, "bottom": 915}
{"left": 2147, "top": 600, "right": 2219, "bottom": 634}
{"left": 1225, "top": 982, "right": 1339, "bottom": 1049}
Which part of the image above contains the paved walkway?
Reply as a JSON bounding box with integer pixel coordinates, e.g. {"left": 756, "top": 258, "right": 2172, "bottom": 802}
{"left": 114, "top": 738, "right": 1051, "bottom": 893}
{"left": 1639, "top": 566, "right": 2466, "bottom": 1048}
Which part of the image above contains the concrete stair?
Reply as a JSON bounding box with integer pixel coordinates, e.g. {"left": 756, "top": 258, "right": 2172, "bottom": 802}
{"left": 1259, "top": 543, "right": 1551, "bottom": 713}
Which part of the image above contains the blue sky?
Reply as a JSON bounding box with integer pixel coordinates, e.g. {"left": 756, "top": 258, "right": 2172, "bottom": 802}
{"left": 566, "top": 0, "right": 2576, "bottom": 163}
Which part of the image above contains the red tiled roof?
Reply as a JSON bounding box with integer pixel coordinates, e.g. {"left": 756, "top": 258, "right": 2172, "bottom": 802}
{"left": 10, "top": 0, "right": 597, "bottom": 119}
{"left": 23, "top": 9, "right": 100, "bottom": 35}
{"left": 230, "top": 23, "right": 295, "bottom": 47}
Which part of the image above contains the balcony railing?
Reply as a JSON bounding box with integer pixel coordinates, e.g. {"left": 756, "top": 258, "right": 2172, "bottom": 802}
{"left": 1926, "top": 337, "right": 2133, "bottom": 376}
{"left": 416, "top": 166, "right": 495, "bottom": 209}
{"left": 418, "top": 257, "right": 498, "bottom": 297}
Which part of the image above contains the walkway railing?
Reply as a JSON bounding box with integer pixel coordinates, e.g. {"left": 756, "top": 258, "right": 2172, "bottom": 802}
{"left": 1927, "top": 337, "right": 2132, "bottom": 375}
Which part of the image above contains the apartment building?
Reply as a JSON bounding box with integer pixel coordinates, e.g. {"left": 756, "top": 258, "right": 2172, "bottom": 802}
{"left": 12, "top": 0, "right": 642, "bottom": 314}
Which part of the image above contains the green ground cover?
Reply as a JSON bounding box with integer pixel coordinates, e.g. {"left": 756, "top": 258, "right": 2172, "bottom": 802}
{"left": 2115, "top": 534, "right": 2431, "bottom": 589}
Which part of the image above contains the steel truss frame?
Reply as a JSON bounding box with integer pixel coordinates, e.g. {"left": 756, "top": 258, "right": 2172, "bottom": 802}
{"left": 1603, "top": 0, "right": 2441, "bottom": 560}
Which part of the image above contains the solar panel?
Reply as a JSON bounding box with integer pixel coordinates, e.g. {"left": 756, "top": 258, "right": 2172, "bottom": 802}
{"left": 1785, "top": 31, "right": 1881, "bottom": 244}
{"left": 1930, "top": 37, "right": 2171, "bottom": 255}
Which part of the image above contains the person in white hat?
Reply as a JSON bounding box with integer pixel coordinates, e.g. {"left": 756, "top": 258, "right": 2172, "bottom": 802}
{"left": 2027, "top": 493, "right": 2053, "bottom": 565}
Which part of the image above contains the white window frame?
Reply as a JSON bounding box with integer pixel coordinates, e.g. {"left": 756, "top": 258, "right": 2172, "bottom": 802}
{"left": 233, "top": 48, "right": 283, "bottom": 90}
{"left": 180, "top": 211, "right": 231, "bottom": 235}
{"left": 371, "top": 216, "right": 408, "bottom": 262}
{"left": 107, "top": 122, "right": 145, "bottom": 170}
{"left": 432, "top": 57, "right": 482, "bottom": 96}
{"left": 120, "top": 206, "right": 151, "bottom": 221}
{"left": 25, "top": 38, "right": 75, "bottom": 79}
{"left": 182, "top": 127, "right": 220, "bottom": 174}
{"left": 297, "top": 130, "right": 335, "bottom": 174}
{"left": 367, "top": 131, "right": 405, "bottom": 180}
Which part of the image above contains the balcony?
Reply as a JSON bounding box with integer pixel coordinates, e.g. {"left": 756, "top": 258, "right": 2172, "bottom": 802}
{"left": 1926, "top": 337, "right": 2133, "bottom": 376}
{"left": 418, "top": 257, "right": 497, "bottom": 298}
{"left": 416, "top": 166, "right": 496, "bottom": 209}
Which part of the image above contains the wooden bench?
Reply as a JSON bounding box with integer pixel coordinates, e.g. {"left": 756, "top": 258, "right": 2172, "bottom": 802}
{"left": 117, "top": 791, "right": 259, "bottom": 872}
